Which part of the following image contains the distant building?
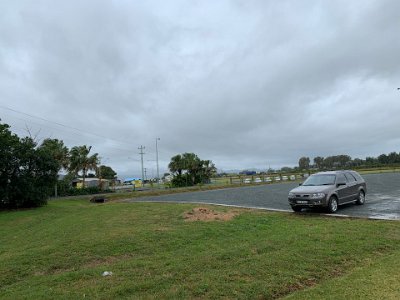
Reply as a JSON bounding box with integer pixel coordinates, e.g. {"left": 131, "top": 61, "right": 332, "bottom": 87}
{"left": 72, "top": 178, "right": 110, "bottom": 189}
{"left": 163, "top": 175, "right": 173, "bottom": 182}
{"left": 123, "top": 177, "right": 142, "bottom": 188}
{"left": 239, "top": 170, "right": 257, "bottom": 175}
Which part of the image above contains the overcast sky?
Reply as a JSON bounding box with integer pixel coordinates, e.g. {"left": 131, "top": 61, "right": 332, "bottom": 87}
{"left": 1, "top": 0, "right": 400, "bottom": 178}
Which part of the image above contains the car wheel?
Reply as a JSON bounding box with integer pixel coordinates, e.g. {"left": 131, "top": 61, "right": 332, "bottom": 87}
{"left": 327, "top": 196, "right": 338, "bottom": 213}
{"left": 356, "top": 190, "right": 365, "bottom": 205}
{"left": 291, "top": 206, "right": 302, "bottom": 212}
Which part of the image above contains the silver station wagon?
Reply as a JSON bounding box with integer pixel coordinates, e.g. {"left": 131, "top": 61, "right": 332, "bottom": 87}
{"left": 288, "top": 170, "right": 367, "bottom": 213}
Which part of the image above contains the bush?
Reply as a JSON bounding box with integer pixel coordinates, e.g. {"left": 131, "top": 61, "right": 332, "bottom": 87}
{"left": 170, "top": 173, "right": 211, "bottom": 188}
{"left": 0, "top": 123, "right": 59, "bottom": 209}
{"left": 57, "top": 186, "right": 113, "bottom": 197}
{"left": 171, "top": 174, "right": 191, "bottom": 187}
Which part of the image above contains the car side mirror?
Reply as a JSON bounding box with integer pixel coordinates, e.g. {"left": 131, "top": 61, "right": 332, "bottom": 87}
{"left": 336, "top": 182, "right": 346, "bottom": 187}
{"left": 299, "top": 183, "right": 302, "bottom": 186}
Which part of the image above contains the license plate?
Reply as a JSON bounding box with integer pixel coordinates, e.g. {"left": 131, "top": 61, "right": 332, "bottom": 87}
{"left": 297, "top": 200, "right": 308, "bottom": 204}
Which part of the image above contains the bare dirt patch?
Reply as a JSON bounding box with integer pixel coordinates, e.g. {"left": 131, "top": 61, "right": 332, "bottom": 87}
{"left": 184, "top": 207, "right": 239, "bottom": 222}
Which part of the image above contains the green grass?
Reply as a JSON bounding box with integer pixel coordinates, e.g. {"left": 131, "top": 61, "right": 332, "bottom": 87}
{"left": 357, "top": 167, "right": 400, "bottom": 175}
{"left": 82, "top": 182, "right": 264, "bottom": 202}
{"left": 1, "top": 200, "right": 399, "bottom": 299}
{"left": 284, "top": 248, "right": 400, "bottom": 299}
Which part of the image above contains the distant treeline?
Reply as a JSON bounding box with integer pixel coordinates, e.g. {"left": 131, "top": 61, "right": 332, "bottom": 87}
{"left": 218, "top": 152, "right": 400, "bottom": 177}
{"left": 298, "top": 152, "right": 400, "bottom": 171}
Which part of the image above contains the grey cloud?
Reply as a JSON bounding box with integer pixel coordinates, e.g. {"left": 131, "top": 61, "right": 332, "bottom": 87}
{"left": 1, "top": 0, "right": 400, "bottom": 177}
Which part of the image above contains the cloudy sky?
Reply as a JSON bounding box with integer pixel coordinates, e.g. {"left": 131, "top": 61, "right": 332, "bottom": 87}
{"left": 1, "top": 0, "right": 400, "bottom": 178}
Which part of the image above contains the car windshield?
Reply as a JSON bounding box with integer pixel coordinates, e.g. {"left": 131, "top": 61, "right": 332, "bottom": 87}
{"left": 302, "top": 174, "right": 336, "bottom": 186}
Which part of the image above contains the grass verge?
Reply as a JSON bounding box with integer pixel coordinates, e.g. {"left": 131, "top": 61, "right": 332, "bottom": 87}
{"left": 284, "top": 247, "right": 400, "bottom": 299}
{"left": 0, "top": 199, "right": 399, "bottom": 299}
{"left": 59, "top": 182, "right": 269, "bottom": 202}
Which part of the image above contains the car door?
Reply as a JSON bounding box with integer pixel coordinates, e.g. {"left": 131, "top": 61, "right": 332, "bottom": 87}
{"left": 335, "top": 173, "right": 351, "bottom": 204}
{"left": 344, "top": 172, "right": 359, "bottom": 200}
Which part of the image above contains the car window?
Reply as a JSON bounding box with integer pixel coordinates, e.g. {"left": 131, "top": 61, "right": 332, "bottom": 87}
{"left": 336, "top": 173, "right": 347, "bottom": 183}
{"left": 302, "top": 174, "right": 336, "bottom": 186}
{"left": 344, "top": 172, "right": 356, "bottom": 183}
{"left": 351, "top": 172, "right": 363, "bottom": 181}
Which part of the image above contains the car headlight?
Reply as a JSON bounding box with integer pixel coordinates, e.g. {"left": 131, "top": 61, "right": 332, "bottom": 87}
{"left": 310, "top": 193, "right": 325, "bottom": 199}
{"left": 288, "top": 192, "right": 296, "bottom": 198}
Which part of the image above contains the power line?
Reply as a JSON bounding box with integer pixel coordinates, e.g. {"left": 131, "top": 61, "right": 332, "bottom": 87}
{"left": 0, "top": 105, "right": 134, "bottom": 147}
{"left": 1, "top": 114, "right": 133, "bottom": 152}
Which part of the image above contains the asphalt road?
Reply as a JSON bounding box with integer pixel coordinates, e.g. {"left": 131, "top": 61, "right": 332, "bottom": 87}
{"left": 125, "top": 172, "right": 400, "bottom": 220}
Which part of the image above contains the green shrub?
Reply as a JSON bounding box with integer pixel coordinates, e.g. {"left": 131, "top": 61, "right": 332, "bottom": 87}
{"left": 57, "top": 185, "right": 113, "bottom": 196}
{"left": 0, "top": 123, "right": 58, "bottom": 209}
{"left": 171, "top": 174, "right": 192, "bottom": 187}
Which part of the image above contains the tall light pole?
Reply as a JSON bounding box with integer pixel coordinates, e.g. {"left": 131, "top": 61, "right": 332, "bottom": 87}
{"left": 138, "top": 145, "right": 145, "bottom": 187}
{"left": 156, "top": 138, "right": 160, "bottom": 187}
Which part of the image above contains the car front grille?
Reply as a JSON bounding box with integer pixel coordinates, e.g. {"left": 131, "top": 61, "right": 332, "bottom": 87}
{"left": 295, "top": 194, "right": 309, "bottom": 198}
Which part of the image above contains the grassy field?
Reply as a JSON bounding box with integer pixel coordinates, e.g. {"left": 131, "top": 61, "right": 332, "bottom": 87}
{"left": 1, "top": 199, "right": 399, "bottom": 299}
{"left": 357, "top": 167, "right": 400, "bottom": 175}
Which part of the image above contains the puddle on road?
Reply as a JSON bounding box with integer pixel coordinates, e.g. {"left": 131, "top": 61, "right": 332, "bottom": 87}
{"left": 367, "top": 195, "right": 400, "bottom": 207}
{"left": 365, "top": 194, "right": 400, "bottom": 220}
{"left": 368, "top": 193, "right": 400, "bottom": 202}
{"left": 368, "top": 213, "right": 400, "bottom": 220}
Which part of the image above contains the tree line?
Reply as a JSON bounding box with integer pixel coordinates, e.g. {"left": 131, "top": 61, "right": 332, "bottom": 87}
{"left": 0, "top": 121, "right": 116, "bottom": 209}
{"left": 298, "top": 152, "right": 400, "bottom": 171}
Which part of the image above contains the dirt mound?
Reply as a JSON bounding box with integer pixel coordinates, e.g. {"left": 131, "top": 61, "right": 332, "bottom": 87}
{"left": 184, "top": 207, "right": 239, "bottom": 222}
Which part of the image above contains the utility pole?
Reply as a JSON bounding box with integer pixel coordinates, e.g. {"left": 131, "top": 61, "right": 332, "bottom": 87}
{"left": 156, "top": 138, "right": 160, "bottom": 187}
{"left": 138, "top": 145, "right": 145, "bottom": 187}
{"left": 144, "top": 168, "right": 147, "bottom": 181}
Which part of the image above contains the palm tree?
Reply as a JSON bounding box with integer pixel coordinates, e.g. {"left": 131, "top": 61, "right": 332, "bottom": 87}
{"left": 168, "top": 154, "right": 184, "bottom": 175}
{"left": 69, "top": 145, "right": 99, "bottom": 187}
{"left": 39, "top": 139, "right": 70, "bottom": 197}
{"left": 168, "top": 153, "right": 217, "bottom": 186}
{"left": 182, "top": 153, "right": 201, "bottom": 185}
{"left": 40, "top": 139, "right": 70, "bottom": 171}
{"left": 201, "top": 160, "right": 216, "bottom": 179}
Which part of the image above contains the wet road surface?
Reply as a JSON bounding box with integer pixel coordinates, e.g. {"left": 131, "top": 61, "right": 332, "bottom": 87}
{"left": 124, "top": 172, "right": 400, "bottom": 220}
